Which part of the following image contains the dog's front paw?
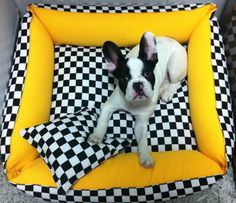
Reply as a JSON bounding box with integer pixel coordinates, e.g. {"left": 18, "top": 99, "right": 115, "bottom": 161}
{"left": 88, "top": 133, "right": 103, "bottom": 144}
{"left": 160, "top": 90, "right": 174, "bottom": 102}
{"left": 139, "top": 153, "right": 154, "bottom": 168}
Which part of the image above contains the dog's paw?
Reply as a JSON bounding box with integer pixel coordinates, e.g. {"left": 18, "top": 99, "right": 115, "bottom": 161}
{"left": 160, "top": 90, "right": 174, "bottom": 102}
{"left": 88, "top": 133, "right": 103, "bottom": 144}
{"left": 160, "top": 82, "right": 181, "bottom": 102}
{"left": 139, "top": 153, "right": 154, "bottom": 168}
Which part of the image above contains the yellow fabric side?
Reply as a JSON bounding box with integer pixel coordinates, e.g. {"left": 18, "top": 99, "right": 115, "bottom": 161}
{"left": 11, "top": 151, "right": 224, "bottom": 189}
{"left": 6, "top": 14, "right": 54, "bottom": 180}
{"left": 188, "top": 14, "right": 226, "bottom": 171}
{"left": 29, "top": 4, "right": 216, "bottom": 46}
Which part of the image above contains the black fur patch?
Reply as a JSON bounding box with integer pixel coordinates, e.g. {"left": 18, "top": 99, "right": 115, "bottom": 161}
{"left": 141, "top": 60, "right": 156, "bottom": 90}
{"left": 117, "top": 59, "right": 131, "bottom": 95}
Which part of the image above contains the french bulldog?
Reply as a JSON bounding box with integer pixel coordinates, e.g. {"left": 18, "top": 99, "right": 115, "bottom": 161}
{"left": 88, "top": 32, "right": 187, "bottom": 168}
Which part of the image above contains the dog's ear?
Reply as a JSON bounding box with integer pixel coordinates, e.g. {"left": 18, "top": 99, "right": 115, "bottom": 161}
{"left": 102, "top": 41, "right": 124, "bottom": 77}
{"left": 139, "top": 32, "right": 158, "bottom": 65}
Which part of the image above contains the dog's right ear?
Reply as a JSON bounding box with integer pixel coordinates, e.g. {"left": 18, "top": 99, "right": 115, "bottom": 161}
{"left": 102, "top": 41, "right": 124, "bottom": 77}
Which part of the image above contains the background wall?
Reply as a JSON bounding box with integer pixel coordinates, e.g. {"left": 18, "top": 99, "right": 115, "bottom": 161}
{"left": 15, "top": 0, "right": 226, "bottom": 17}
{"left": 0, "top": 0, "right": 19, "bottom": 117}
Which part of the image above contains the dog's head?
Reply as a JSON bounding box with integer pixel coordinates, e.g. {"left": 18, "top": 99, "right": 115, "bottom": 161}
{"left": 102, "top": 32, "right": 158, "bottom": 103}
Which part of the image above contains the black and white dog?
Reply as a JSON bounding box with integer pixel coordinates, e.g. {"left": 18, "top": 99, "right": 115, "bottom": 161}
{"left": 88, "top": 32, "right": 187, "bottom": 168}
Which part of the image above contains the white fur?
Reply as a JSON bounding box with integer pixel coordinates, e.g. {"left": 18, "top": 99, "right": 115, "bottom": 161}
{"left": 143, "top": 32, "right": 157, "bottom": 60}
{"left": 88, "top": 34, "right": 187, "bottom": 168}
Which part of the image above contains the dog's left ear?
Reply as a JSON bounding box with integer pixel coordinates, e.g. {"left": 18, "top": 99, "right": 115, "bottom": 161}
{"left": 139, "top": 32, "right": 158, "bottom": 65}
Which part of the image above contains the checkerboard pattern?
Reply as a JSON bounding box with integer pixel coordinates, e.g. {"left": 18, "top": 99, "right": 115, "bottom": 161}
{"left": 0, "top": 3, "right": 234, "bottom": 202}
{"left": 36, "top": 3, "right": 203, "bottom": 13}
{"left": 20, "top": 107, "right": 131, "bottom": 193}
{"left": 52, "top": 45, "right": 197, "bottom": 153}
{"left": 50, "top": 46, "right": 129, "bottom": 119}
{"left": 13, "top": 175, "right": 222, "bottom": 203}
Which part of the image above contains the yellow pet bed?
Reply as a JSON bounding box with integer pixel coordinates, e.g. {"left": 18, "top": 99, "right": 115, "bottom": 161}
{"left": 1, "top": 3, "right": 234, "bottom": 202}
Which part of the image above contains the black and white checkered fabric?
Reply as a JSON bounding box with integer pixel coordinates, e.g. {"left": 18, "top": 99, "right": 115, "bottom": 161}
{"left": 13, "top": 175, "right": 222, "bottom": 203}
{"left": 20, "top": 107, "right": 131, "bottom": 193}
{"left": 0, "top": 3, "right": 234, "bottom": 202}
{"left": 50, "top": 46, "right": 129, "bottom": 118}
{"left": 36, "top": 3, "right": 203, "bottom": 13}
{"left": 52, "top": 45, "right": 197, "bottom": 153}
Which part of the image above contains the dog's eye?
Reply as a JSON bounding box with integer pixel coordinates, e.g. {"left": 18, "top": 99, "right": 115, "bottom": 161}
{"left": 122, "top": 76, "right": 128, "bottom": 83}
{"left": 144, "top": 71, "right": 151, "bottom": 78}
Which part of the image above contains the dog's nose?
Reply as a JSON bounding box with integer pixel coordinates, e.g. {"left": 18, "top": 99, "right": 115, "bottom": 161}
{"left": 133, "top": 82, "right": 144, "bottom": 92}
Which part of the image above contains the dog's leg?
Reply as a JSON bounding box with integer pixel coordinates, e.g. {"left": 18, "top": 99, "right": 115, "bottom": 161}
{"left": 134, "top": 115, "right": 154, "bottom": 168}
{"left": 88, "top": 88, "right": 123, "bottom": 144}
{"left": 160, "top": 79, "right": 181, "bottom": 102}
{"left": 160, "top": 44, "right": 187, "bottom": 102}
{"left": 88, "top": 103, "right": 114, "bottom": 144}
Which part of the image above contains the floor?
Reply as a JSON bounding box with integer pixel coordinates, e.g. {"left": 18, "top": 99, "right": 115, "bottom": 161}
{"left": 0, "top": 162, "right": 236, "bottom": 203}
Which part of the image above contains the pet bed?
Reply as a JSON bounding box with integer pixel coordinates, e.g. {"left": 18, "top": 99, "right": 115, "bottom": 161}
{"left": 0, "top": 3, "right": 235, "bottom": 202}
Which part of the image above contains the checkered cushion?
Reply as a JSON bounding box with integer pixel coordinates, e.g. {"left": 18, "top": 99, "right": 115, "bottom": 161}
{"left": 51, "top": 45, "right": 197, "bottom": 154}
{"left": 20, "top": 107, "right": 131, "bottom": 193}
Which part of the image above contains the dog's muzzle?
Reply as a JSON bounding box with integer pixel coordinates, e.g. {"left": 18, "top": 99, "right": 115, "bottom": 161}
{"left": 133, "top": 82, "right": 148, "bottom": 100}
